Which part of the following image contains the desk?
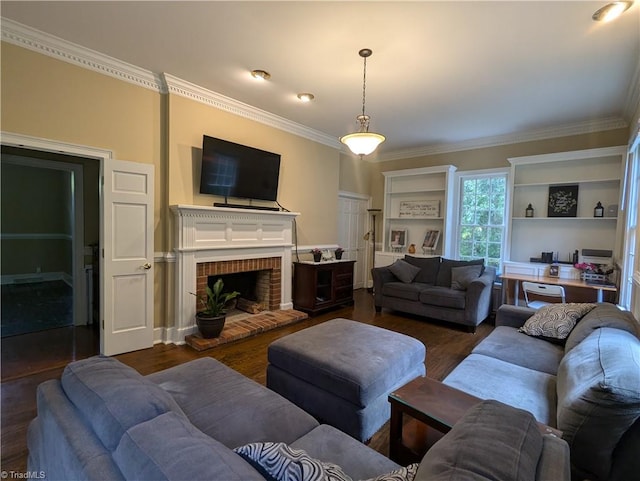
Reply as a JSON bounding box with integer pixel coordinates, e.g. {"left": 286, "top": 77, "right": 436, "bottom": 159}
{"left": 500, "top": 273, "right": 616, "bottom": 304}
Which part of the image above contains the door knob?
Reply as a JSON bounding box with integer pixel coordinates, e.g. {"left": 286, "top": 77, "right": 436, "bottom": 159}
{"left": 142, "top": 262, "right": 152, "bottom": 270}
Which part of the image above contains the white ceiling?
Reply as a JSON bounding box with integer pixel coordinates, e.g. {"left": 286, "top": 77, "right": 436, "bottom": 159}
{"left": 2, "top": 1, "right": 639, "bottom": 159}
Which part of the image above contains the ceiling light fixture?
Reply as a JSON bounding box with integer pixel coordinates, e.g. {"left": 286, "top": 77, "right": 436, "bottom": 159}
{"left": 297, "top": 93, "right": 315, "bottom": 102}
{"left": 592, "top": 1, "right": 633, "bottom": 21}
{"left": 250, "top": 69, "right": 271, "bottom": 81}
{"left": 340, "top": 48, "right": 385, "bottom": 156}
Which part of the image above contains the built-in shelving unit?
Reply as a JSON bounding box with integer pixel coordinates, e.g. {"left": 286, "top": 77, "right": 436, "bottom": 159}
{"left": 375, "top": 165, "right": 456, "bottom": 267}
{"left": 506, "top": 146, "right": 625, "bottom": 267}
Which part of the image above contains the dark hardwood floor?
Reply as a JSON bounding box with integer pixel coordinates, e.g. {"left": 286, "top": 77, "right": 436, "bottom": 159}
{"left": 1, "top": 289, "right": 494, "bottom": 474}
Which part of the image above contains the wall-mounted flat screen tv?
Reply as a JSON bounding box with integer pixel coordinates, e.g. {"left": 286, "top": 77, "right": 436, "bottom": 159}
{"left": 199, "top": 135, "right": 281, "bottom": 202}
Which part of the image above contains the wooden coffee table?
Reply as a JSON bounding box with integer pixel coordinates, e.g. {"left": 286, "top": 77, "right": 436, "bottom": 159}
{"left": 388, "top": 376, "right": 562, "bottom": 464}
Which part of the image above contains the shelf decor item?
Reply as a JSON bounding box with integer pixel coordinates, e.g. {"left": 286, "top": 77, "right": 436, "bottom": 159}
{"left": 398, "top": 200, "right": 440, "bottom": 218}
{"left": 334, "top": 247, "right": 344, "bottom": 260}
{"left": 548, "top": 184, "right": 579, "bottom": 217}
{"left": 422, "top": 230, "right": 441, "bottom": 254}
{"left": 594, "top": 201, "right": 604, "bottom": 217}
{"left": 311, "top": 248, "right": 322, "bottom": 262}
{"left": 390, "top": 229, "right": 407, "bottom": 250}
{"left": 525, "top": 203, "right": 534, "bottom": 217}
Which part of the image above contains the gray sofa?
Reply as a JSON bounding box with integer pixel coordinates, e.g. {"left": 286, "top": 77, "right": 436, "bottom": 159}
{"left": 443, "top": 303, "right": 640, "bottom": 481}
{"left": 27, "top": 354, "right": 570, "bottom": 481}
{"left": 372, "top": 256, "right": 496, "bottom": 332}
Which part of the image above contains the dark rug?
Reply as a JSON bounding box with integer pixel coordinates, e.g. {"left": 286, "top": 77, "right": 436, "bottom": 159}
{"left": 1, "top": 280, "right": 73, "bottom": 337}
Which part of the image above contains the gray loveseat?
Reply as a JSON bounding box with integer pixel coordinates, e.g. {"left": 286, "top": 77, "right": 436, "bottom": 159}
{"left": 443, "top": 303, "right": 640, "bottom": 481}
{"left": 372, "top": 256, "right": 496, "bottom": 332}
{"left": 27, "top": 354, "right": 570, "bottom": 481}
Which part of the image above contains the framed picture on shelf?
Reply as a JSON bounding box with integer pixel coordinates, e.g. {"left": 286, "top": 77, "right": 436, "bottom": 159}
{"left": 422, "top": 230, "right": 441, "bottom": 253}
{"left": 390, "top": 229, "right": 407, "bottom": 249}
{"left": 548, "top": 184, "right": 579, "bottom": 217}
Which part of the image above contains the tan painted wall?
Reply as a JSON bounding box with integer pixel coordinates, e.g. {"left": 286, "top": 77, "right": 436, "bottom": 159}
{"left": 1, "top": 42, "right": 342, "bottom": 330}
{"left": 166, "top": 94, "right": 340, "bottom": 247}
{"left": 339, "top": 152, "right": 371, "bottom": 196}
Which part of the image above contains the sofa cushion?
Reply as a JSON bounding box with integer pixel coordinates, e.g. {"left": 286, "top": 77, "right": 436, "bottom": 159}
{"left": 61, "top": 356, "right": 185, "bottom": 451}
{"left": 234, "top": 442, "right": 352, "bottom": 481}
{"left": 564, "top": 303, "right": 640, "bottom": 354}
{"left": 556, "top": 328, "right": 640, "bottom": 481}
{"left": 472, "top": 326, "right": 563, "bottom": 375}
{"left": 436, "top": 258, "right": 484, "bottom": 287}
{"left": 388, "top": 259, "right": 421, "bottom": 283}
{"left": 443, "top": 353, "right": 557, "bottom": 426}
{"left": 113, "top": 412, "right": 264, "bottom": 481}
{"left": 382, "top": 282, "right": 430, "bottom": 302}
{"left": 519, "top": 303, "right": 596, "bottom": 342}
{"left": 416, "top": 400, "right": 543, "bottom": 481}
{"left": 404, "top": 255, "right": 440, "bottom": 284}
{"left": 290, "top": 424, "right": 402, "bottom": 481}
{"left": 148, "top": 357, "right": 318, "bottom": 449}
{"left": 419, "top": 286, "right": 466, "bottom": 309}
{"left": 450, "top": 265, "right": 483, "bottom": 290}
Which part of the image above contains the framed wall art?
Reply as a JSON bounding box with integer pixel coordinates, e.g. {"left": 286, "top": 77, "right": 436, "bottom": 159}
{"left": 422, "top": 230, "right": 441, "bottom": 253}
{"left": 548, "top": 184, "right": 579, "bottom": 217}
{"left": 398, "top": 200, "right": 440, "bottom": 218}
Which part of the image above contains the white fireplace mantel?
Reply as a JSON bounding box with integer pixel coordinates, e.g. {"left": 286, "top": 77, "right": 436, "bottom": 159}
{"left": 170, "top": 204, "right": 299, "bottom": 344}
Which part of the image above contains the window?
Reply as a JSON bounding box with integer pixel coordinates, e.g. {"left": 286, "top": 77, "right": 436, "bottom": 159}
{"left": 455, "top": 170, "right": 509, "bottom": 271}
{"left": 619, "top": 130, "right": 640, "bottom": 310}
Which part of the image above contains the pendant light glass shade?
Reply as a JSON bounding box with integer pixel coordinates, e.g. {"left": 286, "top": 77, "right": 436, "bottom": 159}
{"left": 341, "top": 49, "right": 385, "bottom": 156}
{"left": 340, "top": 132, "right": 386, "bottom": 156}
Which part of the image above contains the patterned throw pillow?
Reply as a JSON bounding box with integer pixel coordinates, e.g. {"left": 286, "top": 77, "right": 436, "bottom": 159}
{"left": 234, "top": 442, "right": 352, "bottom": 481}
{"left": 519, "top": 303, "right": 597, "bottom": 341}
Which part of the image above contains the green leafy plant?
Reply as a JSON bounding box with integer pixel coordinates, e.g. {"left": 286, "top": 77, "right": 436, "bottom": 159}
{"left": 194, "top": 278, "right": 240, "bottom": 317}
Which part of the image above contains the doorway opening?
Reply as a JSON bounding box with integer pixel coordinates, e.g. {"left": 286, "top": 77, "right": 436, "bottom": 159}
{"left": 1, "top": 145, "right": 100, "bottom": 379}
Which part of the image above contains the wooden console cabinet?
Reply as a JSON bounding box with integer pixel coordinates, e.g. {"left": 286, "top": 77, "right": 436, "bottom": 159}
{"left": 293, "top": 260, "right": 355, "bottom": 315}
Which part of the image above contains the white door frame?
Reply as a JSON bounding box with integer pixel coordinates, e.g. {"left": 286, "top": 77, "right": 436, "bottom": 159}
{"left": 1, "top": 153, "right": 85, "bottom": 325}
{"left": 338, "top": 191, "right": 371, "bottom": 289}
{"left": 1, "top": 131, "right": 112, "bottom": 337}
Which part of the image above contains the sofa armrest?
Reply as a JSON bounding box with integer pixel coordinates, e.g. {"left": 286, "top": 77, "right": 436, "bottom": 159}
{"left": 371, "top": 266, "right": 396, "bottom": 307}
{"left": 495, "top": 305, "right": 536, "bottom": 328}
{"left": 464, "top": 267, "right": 496, "bottom": 325}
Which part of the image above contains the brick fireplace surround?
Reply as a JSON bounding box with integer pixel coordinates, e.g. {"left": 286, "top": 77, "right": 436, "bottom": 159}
{"left": 196, "top": 257, "right": 281, "bottom": 312}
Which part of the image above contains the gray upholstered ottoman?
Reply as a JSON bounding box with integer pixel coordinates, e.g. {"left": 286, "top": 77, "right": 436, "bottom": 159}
{"left": 266, "top": 318, "right": 426, "bottom": 442}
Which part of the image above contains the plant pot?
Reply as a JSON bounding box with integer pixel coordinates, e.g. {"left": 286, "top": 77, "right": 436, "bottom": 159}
{"left": 335, "top": 251, "right": 343, "bottom": 260}
{"left": 196, "top": 313, "right": 226, "bottom": 338}
{"left": 313, "top": 253, "right": 322, "bottom": 262}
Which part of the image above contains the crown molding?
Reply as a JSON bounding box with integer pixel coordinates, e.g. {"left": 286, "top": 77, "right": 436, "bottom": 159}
{"left": 161, "top": 74, "right": 342, "bottom": 149}
{"left": 1, "top": 17, "right": 633, "bottom": 159}
{"left": 1, "top": 18, "right": 164, "bottom": 92}
{"left": 374, "top": 116, "right": 628, "bottom": 162}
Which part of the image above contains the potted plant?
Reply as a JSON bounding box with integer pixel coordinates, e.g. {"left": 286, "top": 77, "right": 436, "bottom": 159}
{"left": 193, "top": 278, "right": 240, "bottom": 338}
{"left": 334, "top": 247, "right": 344, "bottom": 260}
{"left": 311, "top": 248, "right": 322, "bottom": 262}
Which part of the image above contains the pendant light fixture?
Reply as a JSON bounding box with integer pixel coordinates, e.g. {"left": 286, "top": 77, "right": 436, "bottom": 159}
{"left": 340, "top": 48, "right": 385, "bottom": 156}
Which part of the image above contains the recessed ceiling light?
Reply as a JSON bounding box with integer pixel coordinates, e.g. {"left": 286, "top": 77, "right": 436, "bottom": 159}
{"left": 250, "top": 69, "right": 271, "bottom": 81}
{"left": 297, "top": 93, "right": 315, "bottom": 102}
{"left": 592, "top": 1, "right": 633, "bottom": 21}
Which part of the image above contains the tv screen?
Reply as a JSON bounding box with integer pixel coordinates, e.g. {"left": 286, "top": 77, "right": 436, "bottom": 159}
{"left": 199, "top": 135, "right": 281, "bottom": 202}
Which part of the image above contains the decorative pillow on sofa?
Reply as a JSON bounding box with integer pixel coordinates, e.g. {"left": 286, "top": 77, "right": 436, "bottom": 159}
{"left": 388, "top": 259, "right": 421, "bottom": 283}
{"left": 519, "top": 303, "right": 596, "bottom": 342}
{"left": 404, "top": 256, "right": 441, "bottom": 284}
{"left": 234, "top": 442, "right": 352, "bottom": 481}
{"left": 416, "top": 399, "right": 543, "bottom": 481}
{"left": 436, "top": 258, "right": 484, "bottom": 287}
{"left": 450, "top": 265, "right": 483, "bottom": 290}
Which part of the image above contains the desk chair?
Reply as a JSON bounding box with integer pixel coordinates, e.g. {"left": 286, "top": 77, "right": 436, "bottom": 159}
{"left": 522, "top": 282, "right": 566, "bottom": 309}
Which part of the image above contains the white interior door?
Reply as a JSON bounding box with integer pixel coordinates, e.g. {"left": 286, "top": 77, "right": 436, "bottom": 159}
{"left": 101, "top": 159, "right": 154, "bottom": 356}
{"left": 338, "top": 193, "right": 369, "bottom": 289}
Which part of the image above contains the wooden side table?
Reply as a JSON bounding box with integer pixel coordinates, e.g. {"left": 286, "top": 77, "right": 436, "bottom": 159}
{"left": 388, "top": 377, "right": 562, "bottom": 465}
